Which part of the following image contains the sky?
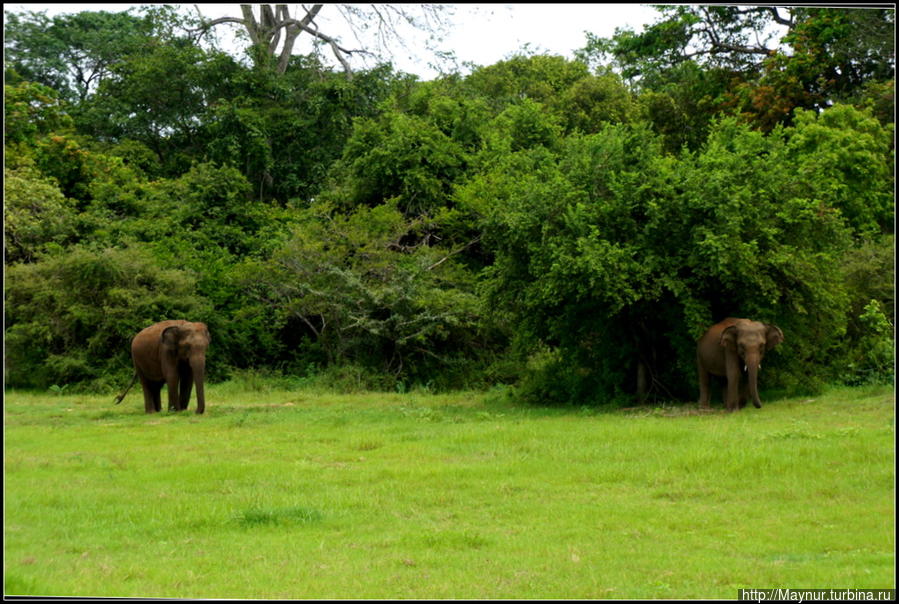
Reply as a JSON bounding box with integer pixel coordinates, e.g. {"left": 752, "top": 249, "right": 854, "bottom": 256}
{"left": 6, "top": 3, "right": 662, "bottom": 78}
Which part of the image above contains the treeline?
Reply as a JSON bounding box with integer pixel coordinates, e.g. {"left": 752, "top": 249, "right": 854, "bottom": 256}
{"left": 4, "top": 6, "right": 894, "bottom": 401}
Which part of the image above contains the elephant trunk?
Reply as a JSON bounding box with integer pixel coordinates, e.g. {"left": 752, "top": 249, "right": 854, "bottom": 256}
{"left": 191, "top": 356, "right": 206, "bottom": 414}
{"left": 745, "top": 356, "right": 762, "bottom": 409}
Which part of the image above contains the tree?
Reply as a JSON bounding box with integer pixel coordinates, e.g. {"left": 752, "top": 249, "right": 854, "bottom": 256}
{"left": 3, "top": 8, "right": 168, "bottom": 102}
{"left": 838, "top": 237, "right": 895, "bottom": 385}
{"left": 458, "top": 113, "right": 867, "bottom": 404}
{"left": 580, "top": 5, "right": 790, "bottom": 83}
{"left": 584, "top": 6, "right": 895, "bottom": 131}
{"left": 782, "top": 105, "right": 894, "bottom": 237}
{"left": 4, "top": 6, "right": 242, "bottom": 176}
{"left": 324, "top": 109, "right": 469, "bottom": 217}
{"left": 732, "top": 8, "right": 895, "bottom": 130}
{"left": 3, "top": 80, "right": 73, "bottom": 145}
{"left": 195, "top": 4, "right": 450, "bottom": 76}
{"left": 78, "top": 42, "right": 241, "bottom": 173}
{"left": 204, "top": 58, "right": 400, "bottom": 203}
{"left": 464, "top": 54, "right": 595, "bottom": 111}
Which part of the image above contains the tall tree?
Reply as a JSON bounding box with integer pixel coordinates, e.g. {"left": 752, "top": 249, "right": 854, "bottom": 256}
{"left": 583, "top": 6, "right": 895, "bottom": 129}
{"left": 3, "top": 7, "right": 175, "bottom": 102}
{"left": 580, "top": 5, "right": 791, "bottom": 82}
{"left": 195, "top": 4, "right": 450, "bottom": 76}
{"left": 736, "top": 7, "right": 896, "bottom": 129}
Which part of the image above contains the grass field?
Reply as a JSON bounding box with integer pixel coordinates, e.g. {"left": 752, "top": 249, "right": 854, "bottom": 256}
{"left": 4, "top": 382, "right": 895, "bottom": 599}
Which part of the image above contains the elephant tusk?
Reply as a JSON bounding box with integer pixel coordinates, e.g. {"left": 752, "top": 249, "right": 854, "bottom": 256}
{"left": 744, "top": 365, "right": 748, "bottom": 372}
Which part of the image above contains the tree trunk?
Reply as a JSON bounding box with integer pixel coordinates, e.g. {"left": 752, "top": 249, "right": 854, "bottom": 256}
{"left": 205, "top": 5, "right": 338, "bottom": 75}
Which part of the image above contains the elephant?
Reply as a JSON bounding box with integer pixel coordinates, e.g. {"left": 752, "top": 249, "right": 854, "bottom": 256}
{"left": 697, "top": 318, "right": 783, "bottom": 412}
{"left": 115, "top": 320, "right": 211, "bottom": 414}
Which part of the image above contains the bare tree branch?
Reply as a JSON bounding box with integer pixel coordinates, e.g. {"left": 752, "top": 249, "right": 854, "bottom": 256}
{"left": 239, "top": 5, "right": 261, "bottom": 47}
{"left": 275, "top": 4, "right": 322, "bottom": 74}
{"left": 767, "top": 7, "right": 794, "bottom": 28}
{"left": 195, "top": 3, "right": 449, "bottom": 76}
{"left": 426, "top": 237, "right": 482, "bottom": 272}
{"left": 694, "top": 6, "right": 777, "bottom": 61}
{"left": 195, "top": 16, "right": 246, "bottom": 28}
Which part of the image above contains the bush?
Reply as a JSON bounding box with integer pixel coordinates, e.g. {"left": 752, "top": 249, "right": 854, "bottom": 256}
{"left": 4, "top": 244, "right": 210, "bottom": 389}
{"left": 836, "top": 235, "right": 895, "bottom": 385}
{"left": 4, "top": 165, "right": 78, "bottom": 263}
{"left": 785, "top": 105, "right": 894, "bottom": 237}
{"left": 247, "top": 201, "right": 486, "bottom": 388}
{"left": 329, "top": 112, "right": 468, "bottom": 217}
{"left": 839, "top": 300, "right": 895, "bottom": 386}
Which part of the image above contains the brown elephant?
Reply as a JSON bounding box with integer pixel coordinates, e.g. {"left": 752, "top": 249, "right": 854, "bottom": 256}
{"left": 697, "top": 318, "right": 783, "bottom": 411}
{"left": 115, "top": 320, "right": 211, "bottom": 414}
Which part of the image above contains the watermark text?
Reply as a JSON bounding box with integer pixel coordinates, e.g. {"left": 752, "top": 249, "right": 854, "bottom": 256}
{"left": 739, "top": 589, "right": 896, "bottom": 603}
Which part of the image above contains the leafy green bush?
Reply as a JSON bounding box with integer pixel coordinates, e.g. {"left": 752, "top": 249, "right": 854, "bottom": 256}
{"left": 247, "top": 201, "right": 485, "bottom": 388}
{"left": 4, "top": 165, "right": 78, "bottom": 263}
{"left": 839, "top": 300, "right": 895, "bottom": 386}
{"left": 784, "top": 105, "right": 894, "bottom": 237}
{"left": 4, "top": 244, "right": 210, "bottom": 389}
{"left": 327, "top": 111, "right": 469, "bottom": 217}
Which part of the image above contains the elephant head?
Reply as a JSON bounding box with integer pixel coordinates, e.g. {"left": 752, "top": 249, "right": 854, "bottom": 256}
{"left": 719, "top": 320, "right": 783, "bottom": 409}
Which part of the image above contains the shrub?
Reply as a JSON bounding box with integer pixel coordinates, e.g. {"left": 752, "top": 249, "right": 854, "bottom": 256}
{"left": 839, "top": 300, "right": 895, "bottom": 386}
{"left": 4, "top": 244, "right": 210, "bottom": 389}
{"left": 246, "top": 201, "right": 485, "bottom": 388}
{"left": 4, "top": 165, "right": 78, "bottom": 263}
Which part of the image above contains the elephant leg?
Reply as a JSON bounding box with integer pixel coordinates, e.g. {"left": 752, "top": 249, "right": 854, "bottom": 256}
{"left": 178, "top": 364, "right": 193, "bottom": 411}
{"left": 155, "top": 386, "right": 164, "bottom": 412}
{"left": 140, "top": 377, "right": 162, "bottom": 414}
{"left": 153, "top": 382, "right": 164, "bottom": 413}
{"left": 140, "top": 378, "right": 154, "bottom": 414}
{"left": 725, "top": 386, "right": 739, "bottom": 411}
{"left": 697, "top": 365, "right": 711, "bottom": 408}
{"left": 724, "top": 368, "right": 741, "bottom": 412}
{"left": 193, "top": 365, "right": 206, "bottom": 415}
{"left": 164, "top": 371, "right": 180, "bottom": 412}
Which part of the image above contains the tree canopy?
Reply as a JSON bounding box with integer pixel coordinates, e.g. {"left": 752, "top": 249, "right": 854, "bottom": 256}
{"left": 4, "top": 5, "right": 894, "bottom": 399}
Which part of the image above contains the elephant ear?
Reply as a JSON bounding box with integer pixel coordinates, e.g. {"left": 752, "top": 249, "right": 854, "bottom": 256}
{"left": 765, "top": 324, "right": 784, "bottom": 350}
{"left": 719, "top": 325, "right": 738, "bottom": 351}
{"left": 161, "top": 325, "right": 181, "bottom": 352}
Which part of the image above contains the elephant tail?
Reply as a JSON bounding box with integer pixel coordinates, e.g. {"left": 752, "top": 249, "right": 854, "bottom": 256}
{"left": 114, "top": 373, "right": 138, "bottom": 405}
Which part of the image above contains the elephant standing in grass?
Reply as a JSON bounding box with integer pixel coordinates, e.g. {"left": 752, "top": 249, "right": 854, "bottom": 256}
{"left": 697, "top": 318, "right": 783, "bottom": 412}
{"left": 115, "top": 320, "right": 211, "bottom": 414}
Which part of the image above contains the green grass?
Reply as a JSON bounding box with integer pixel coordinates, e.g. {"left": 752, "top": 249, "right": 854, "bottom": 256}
{"left": 4, "top": 383, "right": 895, "bottom": 598}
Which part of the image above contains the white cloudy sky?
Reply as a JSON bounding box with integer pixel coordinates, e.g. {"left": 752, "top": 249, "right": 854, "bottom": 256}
{"left": 6, "top": 3, "right": 661, "bottom": 78}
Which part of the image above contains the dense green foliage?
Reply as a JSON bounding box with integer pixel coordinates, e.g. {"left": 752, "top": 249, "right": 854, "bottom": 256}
{"left": 4, "top": 6, "right": 894, "bottom": 401}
